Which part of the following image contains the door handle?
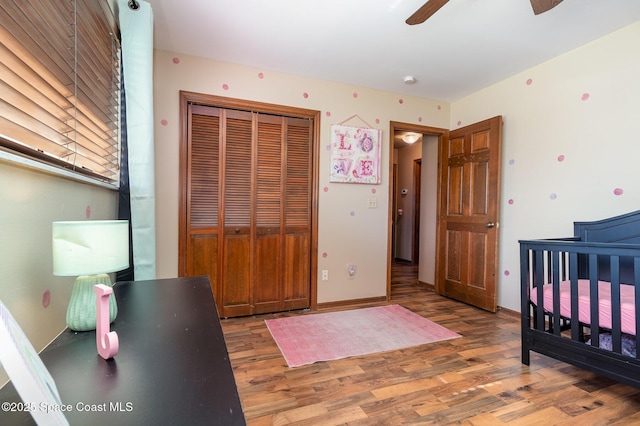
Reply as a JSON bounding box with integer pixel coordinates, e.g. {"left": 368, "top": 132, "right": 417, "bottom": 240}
{"left": 486, "top": 222, "right": 495, "bottom": 228}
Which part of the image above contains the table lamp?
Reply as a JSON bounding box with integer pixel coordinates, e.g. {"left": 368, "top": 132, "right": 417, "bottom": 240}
{"left": 52, "top": 220, "right": 129, "bottom": 332}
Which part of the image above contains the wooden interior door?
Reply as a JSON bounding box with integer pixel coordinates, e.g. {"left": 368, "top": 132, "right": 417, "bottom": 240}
{"left": 252, "top": 114, "right": 313, "bottom": 314}
{"left": 221, "top": 109, "right": 253, "bottom": 316}
{"left": 181, "top": 96, "right": 316, "bottom": 318}
{"left": 281, "top": 117, "right": 313, "bottom": 312}
{"left": 436, "top": 116, "right": 502, "bottom": 312}
{"left": 185, "top": 105, "right": 221, "bottom": 308}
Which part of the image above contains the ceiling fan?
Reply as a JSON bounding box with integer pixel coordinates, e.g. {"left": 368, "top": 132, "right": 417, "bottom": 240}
{"left": 406, "top": 0, "right": 564, "bottom": 25}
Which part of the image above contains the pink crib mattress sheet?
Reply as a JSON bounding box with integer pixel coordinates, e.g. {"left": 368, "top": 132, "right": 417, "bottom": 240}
{"left": 529, "top": 279, "right": 637, "bottom": 335}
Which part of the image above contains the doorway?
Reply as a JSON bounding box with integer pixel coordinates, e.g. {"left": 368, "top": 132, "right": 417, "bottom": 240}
{"left": 388, "top": 118, "right": 502, "bottom": 312}
{"left": 388, "top": 122, "right": 443, "bottom": 295}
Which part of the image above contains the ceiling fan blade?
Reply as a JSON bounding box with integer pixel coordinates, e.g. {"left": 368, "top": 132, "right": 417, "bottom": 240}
{"left": 406, "top": 0, "right": 450, "bottom": 25}
{"left": 530, "top": 0, "right": 564, "bottom": 15}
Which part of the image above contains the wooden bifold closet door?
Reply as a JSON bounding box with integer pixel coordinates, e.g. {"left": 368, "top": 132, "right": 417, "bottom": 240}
{"left": 182, "top": 103, "right": 313, "bottom": 317}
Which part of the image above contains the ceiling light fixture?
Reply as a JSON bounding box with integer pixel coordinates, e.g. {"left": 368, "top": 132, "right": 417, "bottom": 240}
{"left": 403, "top": 76, "right": 416, "bottom": 84}
{"left": 402, "top": 133, "right": 420, "bottom": 144}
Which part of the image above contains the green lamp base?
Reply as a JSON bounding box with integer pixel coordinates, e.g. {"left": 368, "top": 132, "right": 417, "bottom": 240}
{"left": 66, "top": 273, "right": 118, "bottom": 331}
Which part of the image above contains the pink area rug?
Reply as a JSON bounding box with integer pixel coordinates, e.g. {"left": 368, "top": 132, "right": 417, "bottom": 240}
{"left": 265, "top": 304, "right": 461, "bottom": 367}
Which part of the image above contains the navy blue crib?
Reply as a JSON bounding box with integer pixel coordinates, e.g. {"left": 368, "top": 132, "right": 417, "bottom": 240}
{"left": 519, "top": 210, "right": 640, "bottom": 388}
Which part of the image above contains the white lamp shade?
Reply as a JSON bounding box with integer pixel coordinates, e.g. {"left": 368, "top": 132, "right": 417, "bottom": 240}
{"left": 52, "top": 220, "right": 129, "bottom": 276}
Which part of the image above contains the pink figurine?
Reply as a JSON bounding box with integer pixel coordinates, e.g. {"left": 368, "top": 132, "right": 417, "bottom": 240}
{"left": 94, "top": 284, "right": 119, "bottom": 359}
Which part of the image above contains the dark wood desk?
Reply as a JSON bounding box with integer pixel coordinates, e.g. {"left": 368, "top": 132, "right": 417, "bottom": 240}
{"left": 0, "top": 277, "right": 246, "bottom": 425}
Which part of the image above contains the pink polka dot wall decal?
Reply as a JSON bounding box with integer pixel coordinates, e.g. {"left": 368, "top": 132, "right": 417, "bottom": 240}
{"left": 550, "top": 193, "right": 557, "bottom": 200}
{"left": 557, "top": 155, "right": 565, "bottom": 162}
{"left": 172, "top": 57, "right": 180, "bottom": 64}
{"left": 222, "top": 83, "right": 229, "bottom": 91}
{"left": 581, "top": 93, "right": 590, "bottom": 101}
{"left": 160, "top": 119, "right": 168, "bottom": 126}
{"left": 42, "top": 290, "right": 51, "bottom": 308}
{"left": 504, "top": 270, "right": 510, "bottom": 276}
{"left": 437, "top": 105, "right": 442, "bottom": 110}
{"left": 371, "top": 188, "right": 376, "bottom": 194}
{"left": 353, "top": 92, "right": 358, "bottom": 98}
{"left": 258, "top": 72, "right": 264, "bottom": 79}
{"left": 323, "top": 186, "right": 329, "bottom": 192}
{"left": 508, "top": 199, "right": 514, "bottom": 205}
{"left": 325, "top": 111, "right": 331, "bottom": 117}
{"left": 86, "top": 205, "right": 91, "bottom": 218}
{"left": 375, "top": 118, "right": 380, "bottom": 124}
{"left": 303, "top": 92, "right": 309, "bottom": 99}
{"left": 322, "top": 252, "right": 328, "bottom": 258}
{"left": 399, "top": 99, "right": 404, "bottom": 104}
{"left": 418, "top": 117, "right": 423, "bottom": 122}
{"left": 614, "top": 188, "right": 624, "bottom": 196}
{"left": 526, "top": 78, "right": 533, "bottom": 85}
{"left": 457, "top": 120, "right": 462, "bottom": 126}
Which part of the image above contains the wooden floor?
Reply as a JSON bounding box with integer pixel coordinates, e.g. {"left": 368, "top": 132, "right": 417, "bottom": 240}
{"left": 221, "top": 262, "right": 640, "bottom": 425}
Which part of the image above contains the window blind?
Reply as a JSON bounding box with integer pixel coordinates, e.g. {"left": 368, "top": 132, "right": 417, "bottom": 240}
{"left": 0, "top": 0, "right": 121, "bottom": 184}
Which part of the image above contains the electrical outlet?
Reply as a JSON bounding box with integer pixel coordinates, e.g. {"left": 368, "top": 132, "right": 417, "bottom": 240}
{"left": 321, "top": 270, "right": 329, "bottom": 281}
{"left": 367, "top": 197, "right": 377, "bottom": 209}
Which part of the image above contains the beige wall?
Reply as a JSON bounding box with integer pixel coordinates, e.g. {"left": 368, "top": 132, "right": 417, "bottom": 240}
{"left": 153, "top": 50, "right": 451, "bottom": 303}
{"left": 451, "top": 21, "right": 640, "bottom": 311}
{"left": 0, "top": 160, "right": 118, "bottom": 384}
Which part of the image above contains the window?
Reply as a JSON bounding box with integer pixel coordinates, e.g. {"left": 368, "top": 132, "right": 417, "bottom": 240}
{"left": 0, "top": 1, "right": 121, "bottom": 185}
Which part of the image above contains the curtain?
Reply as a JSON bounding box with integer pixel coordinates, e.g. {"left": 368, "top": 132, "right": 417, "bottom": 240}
{"left": 119, "top": 0, "right": 156, "bottom": 280}
{"left": 117, "top": 57, "right": 134, "bottom": 282}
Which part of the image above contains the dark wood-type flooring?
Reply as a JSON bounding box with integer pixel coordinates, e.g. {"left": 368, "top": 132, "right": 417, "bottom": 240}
{"left": 220, "top": 262, "right": 640, "bottom": 425}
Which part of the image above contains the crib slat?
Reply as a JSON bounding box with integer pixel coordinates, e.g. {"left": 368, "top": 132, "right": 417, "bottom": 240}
{"left": 610, "top": 256, "right": 622, "bottom": 354}
{"left": 589, "top": 254, "right": 600, "bottom": 348}
{"left": 552, "top": 250, "right": 561, "bottom": 336}
{"left": 535, "top": 250, "right": 545, "bottom": 331}
{"left": 570, "top": 252, "right": 580, "bottom": 341}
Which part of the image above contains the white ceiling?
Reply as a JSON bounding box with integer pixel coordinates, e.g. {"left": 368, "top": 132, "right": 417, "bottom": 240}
{"left": 146, "top": 0, "right": 640, "bottom": 102}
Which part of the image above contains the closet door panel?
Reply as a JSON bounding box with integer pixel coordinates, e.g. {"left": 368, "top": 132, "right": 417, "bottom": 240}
{"left": 283, "top": 117, "right": 311, "bottom": 308}
{"left": 187, "top": 234, "right": 218, "bottom": 297}
{"left": 253, "top": 234, "right": 282, "bottom": 314}
{"left": 223, "top": 110, "right": 252, "bottom": 229}
{"left": 222, "top": 110, "right": 253, "bottom": 316}
{"left": 253, "top": 115, "right": 285, "bottom": 313}
{"left": 222, "top": 236, "right": 252, "bottom": 316}
{"left": 285, "top": 118, "right": 311, "bottom": 229}
{"left": 283, "top": 233, "right": 310, "bottom": 310}
{"left": 256, "top": 115, "right": 283, "bottom": 229}
{"left": 187, "top": 108, "right": 221, "bottom": 301}
{"left": 189, "top": 109, "right": 220, "bottom": 228}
